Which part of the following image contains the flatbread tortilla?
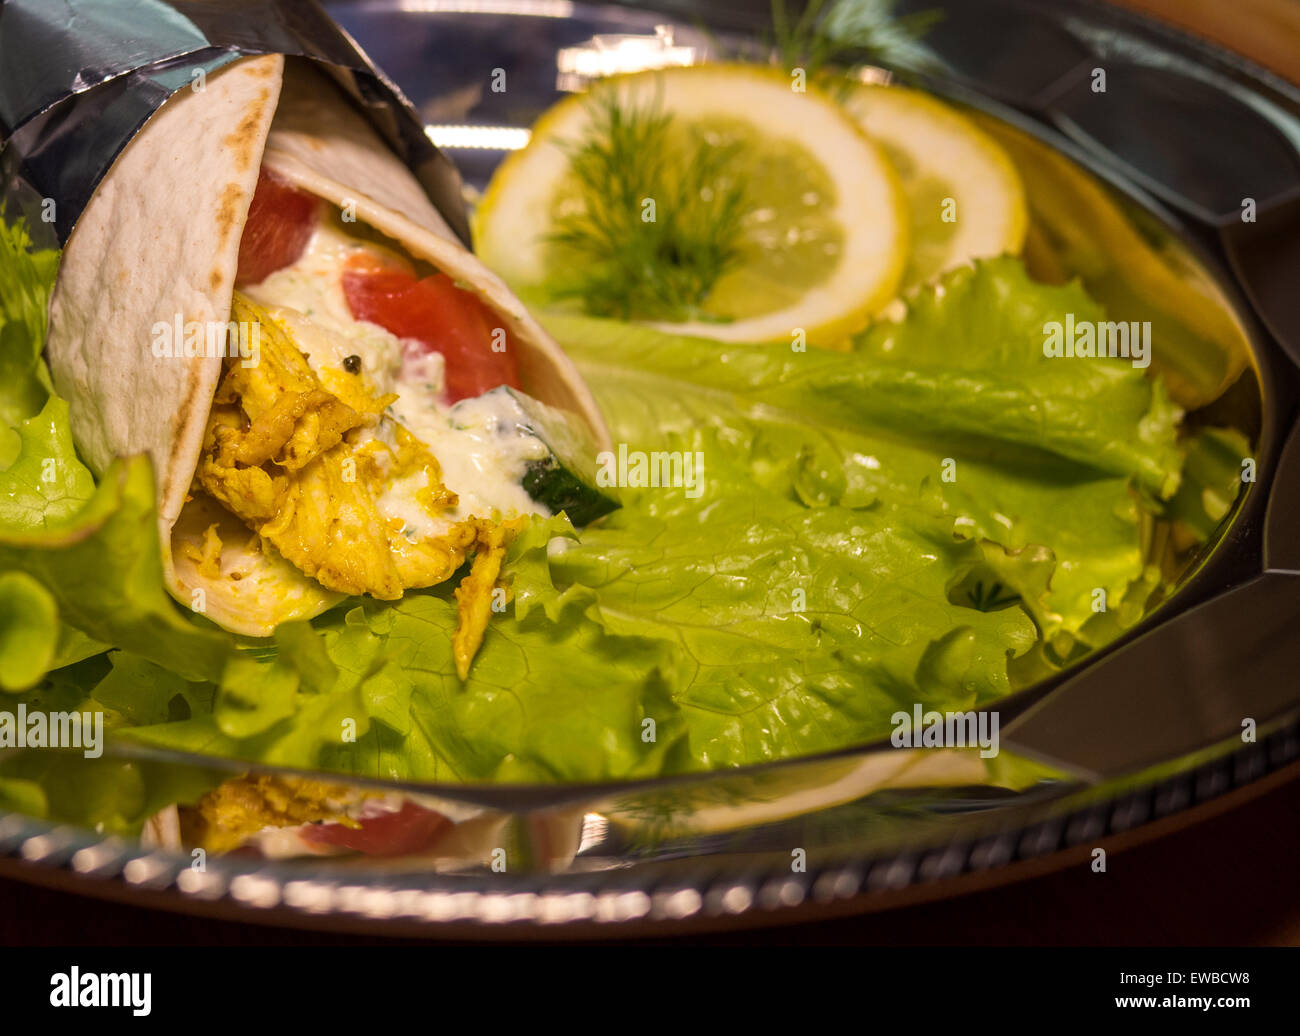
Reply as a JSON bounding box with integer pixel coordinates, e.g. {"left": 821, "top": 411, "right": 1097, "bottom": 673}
{"left": 46, "top": 56, "right": 609, "bottom": 636}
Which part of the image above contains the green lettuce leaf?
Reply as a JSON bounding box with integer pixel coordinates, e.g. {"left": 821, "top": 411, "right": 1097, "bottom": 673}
{"left": 0, "top": 248, "right": 1195, "bottom": 804}
{"left": 0, "top": 458, "right": 232, "bottom": 682}
{"left": 0, "top": 656, "right": 222, "bottom": 834}
{"left": 0, "top": 216, "right": 106, "bottom": 690}
{"left": 320, "top": 594, "right": 686, "bottom": 782}
{"left": 542, "top": 259, "right": 1179, "bottom": 642}
{"left": 0, "top": 215, "right": 60, "bottom": 424}
{"left": 1166, "top": 426, "right": 1251, "bottom": 539}
{"left": 116, "top": 257, "right": 1186, "bottom": 780}
{"left": 0, "top": 393, "right": 97, "bottom": 528}
{"left": 0, "top": 571, "right": 58, "bottom": 691}
{"left": 544, "top": 259, "right": 1182, "bottom": 497}
{"left": 0, "top": 215, "right": 95, "bottom": 525}
{"left": 116, "top": 590, "right": 684, "bottom": 784}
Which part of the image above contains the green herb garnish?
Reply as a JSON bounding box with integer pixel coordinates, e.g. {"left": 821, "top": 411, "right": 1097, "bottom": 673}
{"left": 544, "top": 89, "right": 750, "bottom": 323}
{"left": 772, "top": 0, "right": 943, "bottom": 80}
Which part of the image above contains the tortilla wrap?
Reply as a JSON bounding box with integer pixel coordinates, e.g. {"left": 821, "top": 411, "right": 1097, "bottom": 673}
{"left": 46, "top": 55, "right": 610, "bottom": 637}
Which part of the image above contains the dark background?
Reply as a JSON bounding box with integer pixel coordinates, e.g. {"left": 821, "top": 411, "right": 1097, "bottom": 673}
{"left": 1, "top": 0, "right": 1295, "bottom": 949}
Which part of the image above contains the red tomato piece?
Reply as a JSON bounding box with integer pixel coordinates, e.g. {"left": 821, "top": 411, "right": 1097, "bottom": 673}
{"left": 235, "top": 168, "right": 319, "bottom": 287}
{"left": 299, "top": 800, "right": 452, "bottom": 857}
{"left": 341, "top": 253, "right": 522, "bottom": 402}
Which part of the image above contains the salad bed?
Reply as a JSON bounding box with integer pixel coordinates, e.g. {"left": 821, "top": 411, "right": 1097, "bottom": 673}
{"left": 0, "top": 18, "right": 1254, "bottom": 831}
{"left": 0, "top": 215, "right": 1243, "bottom": 832}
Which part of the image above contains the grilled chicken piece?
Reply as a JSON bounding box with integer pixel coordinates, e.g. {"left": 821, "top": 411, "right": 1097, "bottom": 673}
{"left": 452, "top": 517, "right": 527, "bottom": 679}
{"left": 193, "top": 292, "right": 523, "bottom": 675}
{"left": 184, "top": 775, "right": 357, "bottom": 854}
{"left": 195, "top": 297, "right": 500, "bottom": 594}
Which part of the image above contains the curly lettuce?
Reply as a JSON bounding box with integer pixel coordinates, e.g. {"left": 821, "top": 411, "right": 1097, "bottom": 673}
{"left": 1, "top": 240, "right": 1195, "bottom": 810}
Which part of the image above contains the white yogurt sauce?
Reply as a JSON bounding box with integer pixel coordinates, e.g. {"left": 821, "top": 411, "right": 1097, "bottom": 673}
{"left": 244, "top": 211, "right": 550, "bottom": 535}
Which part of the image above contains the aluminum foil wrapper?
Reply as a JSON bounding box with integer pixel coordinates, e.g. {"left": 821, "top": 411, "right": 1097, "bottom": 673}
{"left": 0, "top": 0, "right": 472, "bottom": 251}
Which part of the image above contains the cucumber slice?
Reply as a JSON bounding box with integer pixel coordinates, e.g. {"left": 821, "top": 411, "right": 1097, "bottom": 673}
{"left": 476, "top": 387, "right": 619, "bottom": 526}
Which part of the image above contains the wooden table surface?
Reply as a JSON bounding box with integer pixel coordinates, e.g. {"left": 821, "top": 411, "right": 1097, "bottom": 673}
{"left": 1, "top": 0, "right": 1297, "bottom": 949}
{"left": 1112, "top": 0, "right": 1300, "bottom": 84}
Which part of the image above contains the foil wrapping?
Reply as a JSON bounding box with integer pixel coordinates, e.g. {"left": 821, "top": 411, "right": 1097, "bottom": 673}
{"left": 0, "top": 0, "right": 471, "bottom": 250}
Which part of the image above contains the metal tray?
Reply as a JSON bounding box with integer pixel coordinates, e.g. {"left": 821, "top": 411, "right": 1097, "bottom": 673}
{"left": 2, "top": 0, "right": 1299, "bottom": 936}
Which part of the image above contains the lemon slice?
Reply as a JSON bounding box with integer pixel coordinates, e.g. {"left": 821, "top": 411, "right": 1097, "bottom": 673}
{"left": 475, "top": 64, "right": 907, "bottom": 346}
{"left": 840, "top": 84, "right": 1027, "bottom": 295}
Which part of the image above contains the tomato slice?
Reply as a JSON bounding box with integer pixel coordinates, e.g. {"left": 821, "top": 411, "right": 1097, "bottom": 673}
{"left": 341, "top": 253, "right": 522, "bottom": 402}
{"left": 235, "top": 168, "right": 319, "bottom": 287}
{"left": 299, "top": 800, "right": 452, "bottom": 857}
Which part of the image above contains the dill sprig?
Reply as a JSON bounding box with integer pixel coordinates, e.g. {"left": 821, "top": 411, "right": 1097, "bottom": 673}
{"left": 544, "top": 89, "right": 750, "bottom": 323}
{"left": 772, "top": 0, "right": 943, "bottom": 80}
{"left": 540, "top": 2, "right": 940, "bottom": 321}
